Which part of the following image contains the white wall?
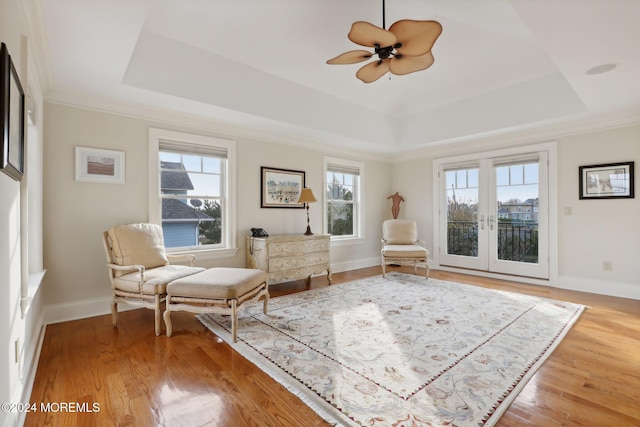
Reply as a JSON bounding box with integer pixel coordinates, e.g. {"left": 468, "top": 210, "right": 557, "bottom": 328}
{"left": 556, "top": 126, "right": 640, "bottom": 298}
{"left": 392, "top": 125, "right": 640, "bottom": 300}
{"left": 0, "top": 145, "right": 22, "bottom": 427}
{"left": 42, "top": 102, "right": 392, "bottom": 321}
{"left": 0, "top": 1, "right": 46, "bottom": 426}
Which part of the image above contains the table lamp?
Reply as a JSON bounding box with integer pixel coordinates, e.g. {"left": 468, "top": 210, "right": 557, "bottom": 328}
{"left": 298, "top": 188, "right": 317, "bottom": 235}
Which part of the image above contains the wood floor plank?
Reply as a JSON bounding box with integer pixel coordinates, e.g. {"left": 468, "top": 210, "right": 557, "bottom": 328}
{"left": 25, "top": 267, "right": 640, "bottom": 426}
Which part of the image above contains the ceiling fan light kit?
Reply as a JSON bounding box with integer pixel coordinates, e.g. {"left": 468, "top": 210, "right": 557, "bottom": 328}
{"left": 327, "top": 1, "right": 442, "bottom": 83}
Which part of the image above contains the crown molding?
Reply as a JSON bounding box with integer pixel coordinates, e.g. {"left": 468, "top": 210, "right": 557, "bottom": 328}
{"left": 45, "top": 89, "right": 640, "bottom": 164}
{"left": 392, "top": 109, "right": 640, "bottom": 162}
{"left": 45, "top": 89, "right": 390, "bottom": 162}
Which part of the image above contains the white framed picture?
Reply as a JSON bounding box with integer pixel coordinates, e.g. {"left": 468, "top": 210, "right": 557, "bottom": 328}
{"left": 75, "top": 146, "right": 125, "bottom": 184}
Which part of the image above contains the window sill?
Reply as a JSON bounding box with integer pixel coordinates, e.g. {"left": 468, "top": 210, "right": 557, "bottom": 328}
{"left": 22, "top": 269, "right": 47, "bottom": 318}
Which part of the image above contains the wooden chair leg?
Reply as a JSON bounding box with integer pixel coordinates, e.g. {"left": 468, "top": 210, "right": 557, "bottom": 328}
{"left": 231, "top": 299, "right": 238, "bottom": 342}
{"left": 263, "top": 291, "right": 269, "bottom": 315}
{"left": 154, "top": 295, "right": 162, "bottom": 336}
{"left": 164, "top": 296, "right": 173, "bottom": 337}
{"left": 111, "top": 299, "right": 118, "bottom": 327}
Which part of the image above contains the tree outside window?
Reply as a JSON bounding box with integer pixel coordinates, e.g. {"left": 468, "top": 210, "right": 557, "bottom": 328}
{"left": 327, "top": 172, "right": 354, "bottom": 236}
{"left": 325, "top": 157, "right": 363, "bottom": 239}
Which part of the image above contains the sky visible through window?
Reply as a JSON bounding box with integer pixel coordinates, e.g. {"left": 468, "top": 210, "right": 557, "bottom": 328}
{"left": 446, "top": 163, "right": 539, "bottom": 204}
{"left": 160, "top": 152, "right": 222, "bottom": 197}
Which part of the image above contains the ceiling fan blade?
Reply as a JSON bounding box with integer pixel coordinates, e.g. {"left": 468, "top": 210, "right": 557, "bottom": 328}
{"left": 389, "top": 51, "right": 435, "bottom": 76}
{"left": 389, "top": 20, "right": 442, "bottom": 56}
{"left": 356, "top": 60, "right": 391, "bottom": 83}
{"left": 327, "top": 50, "right": 373, "bottom": 65}
{"left": 348, "top": 21, "right": 397, "bottom": 48}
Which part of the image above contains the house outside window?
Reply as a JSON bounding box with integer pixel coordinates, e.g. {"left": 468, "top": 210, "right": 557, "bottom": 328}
{"left": 149, "top": 128, "right": 237, "bottom": 257}
{"left": 159, "top": 155, "right": 221, "bottom": 248}
{"left": 324, "top": 157, "right": 364, "bottom": 240}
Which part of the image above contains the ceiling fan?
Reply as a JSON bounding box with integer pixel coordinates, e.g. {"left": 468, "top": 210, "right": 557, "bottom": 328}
{"left": 326, "top": 0, "right": 442, "bottom": 83}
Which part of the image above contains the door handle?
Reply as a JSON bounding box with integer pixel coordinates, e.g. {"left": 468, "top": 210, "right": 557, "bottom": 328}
{"left": 489, "top": 215, "right": 496, "bottom": 230}
{"left": 479, "top": 215, "right": 485, "bottom": 230}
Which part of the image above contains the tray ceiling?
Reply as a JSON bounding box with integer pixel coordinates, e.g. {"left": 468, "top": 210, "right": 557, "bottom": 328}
{"left": 37, "top": 0, "right": 640, "bottom": 153}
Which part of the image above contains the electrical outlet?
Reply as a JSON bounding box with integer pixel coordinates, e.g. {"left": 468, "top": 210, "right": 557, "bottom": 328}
{"left": 602, "top": 261, "right": 613, "bottom": 272}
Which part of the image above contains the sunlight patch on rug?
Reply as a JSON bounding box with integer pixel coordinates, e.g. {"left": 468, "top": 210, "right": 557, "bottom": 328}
{"left": 198, "top": 273, "right": 585, "bottom": 427}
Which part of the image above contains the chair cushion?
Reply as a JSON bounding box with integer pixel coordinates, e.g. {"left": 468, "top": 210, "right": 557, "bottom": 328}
{"left": 113, "top": 265, "right": 205, "bottom": 295}
{"left": 382, "top": 244, "right": 429, "bottom": 258}
{"left": 383, "top": 220, "right": 418, "bottom": 244}
{"left": 108, "top": 223, "right": 168, "bottom": 269}
{"left": 167, "top": 268, "right": 268, "bottom": 299}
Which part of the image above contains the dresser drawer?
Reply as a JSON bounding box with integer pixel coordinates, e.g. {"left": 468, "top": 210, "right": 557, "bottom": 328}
{"left": 267, "top": 238, "right": 329, "bottom": 257}
{"left": 268, "top": 252, "right": 330, "bottom": 272}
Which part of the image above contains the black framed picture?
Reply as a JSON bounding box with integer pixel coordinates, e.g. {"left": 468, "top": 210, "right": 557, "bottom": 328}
{"left": 260, "top": 166, "right": 305, "bottom": 208}
{"left": 579, "top": 162, "right": 634, "bottom": 199}
{"left": 0, "top": 42, "right": 25, "bottom": 181}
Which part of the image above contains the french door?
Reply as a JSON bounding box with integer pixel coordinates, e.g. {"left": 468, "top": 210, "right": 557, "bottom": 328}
{"left": 436, "top": 150, "right": 549, "bottom": 279}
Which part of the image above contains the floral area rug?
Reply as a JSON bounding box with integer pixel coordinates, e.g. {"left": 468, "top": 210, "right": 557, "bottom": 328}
{"left": 197, "top": 273, "right": 585, "bottom": 427}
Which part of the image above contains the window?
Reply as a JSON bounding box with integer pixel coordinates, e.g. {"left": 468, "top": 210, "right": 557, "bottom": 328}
{"left": 149, "top": 129, "right": 236, "bottom": 257}
{"left": 324, "top": 157, "right": 364, "bottom": 240}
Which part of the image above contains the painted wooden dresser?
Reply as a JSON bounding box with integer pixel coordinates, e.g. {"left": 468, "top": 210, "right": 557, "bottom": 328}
{"left": 246, "top": 234, "right": 332, "bottom": 285}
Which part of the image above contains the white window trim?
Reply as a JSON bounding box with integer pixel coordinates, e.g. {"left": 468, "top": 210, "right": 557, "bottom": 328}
{"left": 323, "top": 156, "right": 365, "bottom": 243}
{"left": 148, "top": 128, "right": 237, "bottom": 259}
{"left": 23, "top": 78, "right": 47, "bottom": 317}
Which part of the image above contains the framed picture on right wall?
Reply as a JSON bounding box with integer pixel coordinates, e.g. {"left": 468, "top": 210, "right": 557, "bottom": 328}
{"left": 579, "top": 161, "right": 634, "bottom": 199}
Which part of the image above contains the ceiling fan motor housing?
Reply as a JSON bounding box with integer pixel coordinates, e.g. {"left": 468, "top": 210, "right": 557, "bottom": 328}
{"left": 375, "top": 43, "right": 403, "bottom": 60}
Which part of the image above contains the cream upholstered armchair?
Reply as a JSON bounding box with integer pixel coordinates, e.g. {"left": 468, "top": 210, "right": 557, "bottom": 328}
{"left": 381, "top": 219, "right": 430, "bottom": 278}
{"left": 103, "top": 223, "right": 205, "bottom": 335}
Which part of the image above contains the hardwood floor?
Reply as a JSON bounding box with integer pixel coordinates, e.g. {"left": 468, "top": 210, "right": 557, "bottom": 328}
{"left": 26, "top": 267, "right": 640, "bottom": 426}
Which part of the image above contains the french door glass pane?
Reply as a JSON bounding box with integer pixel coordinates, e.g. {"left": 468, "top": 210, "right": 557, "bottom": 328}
{"left": 445, "top": 167, "right": 478, "bottom": 257}
{"left": 495, "top": 162, "right": 539, "bottom": 263}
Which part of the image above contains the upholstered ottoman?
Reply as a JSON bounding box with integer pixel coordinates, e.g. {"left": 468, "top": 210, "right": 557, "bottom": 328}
{"left": 164, "top": 267, "right": 269, "bottom": 342}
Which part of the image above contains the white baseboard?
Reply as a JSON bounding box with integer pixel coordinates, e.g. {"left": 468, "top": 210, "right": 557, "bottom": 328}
{"left": 43, "top": 296, "right": 137, "bottom": 325}
{"left": 558, "top": 275, "right": 640, "bottom": 300}
{"left": 330, "top": 257, "right": 379, "bottom": 274}
{"left": 431, "top": 265, "right": 639, "bottom": 301}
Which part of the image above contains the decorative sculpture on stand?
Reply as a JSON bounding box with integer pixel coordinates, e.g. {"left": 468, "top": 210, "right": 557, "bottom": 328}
{"left": 387, "top": 192, "right": 404, "bottom": 219}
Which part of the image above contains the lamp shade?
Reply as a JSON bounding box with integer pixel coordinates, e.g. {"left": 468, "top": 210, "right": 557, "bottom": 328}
{"left": 298, "top": 188, "right": 317, "bottom": 204}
